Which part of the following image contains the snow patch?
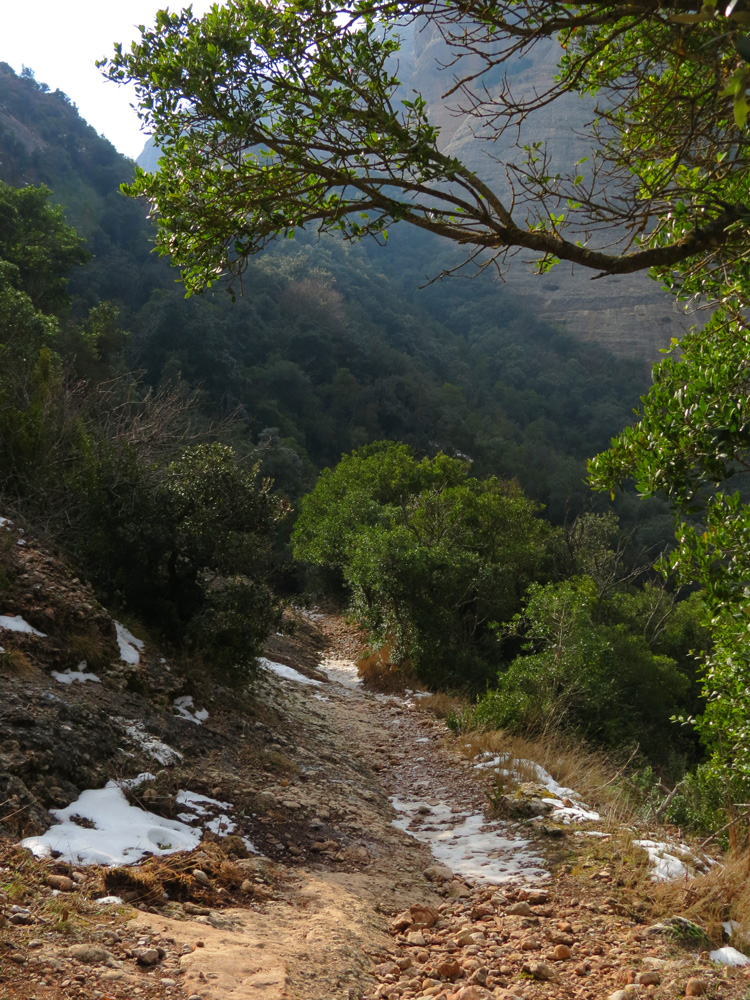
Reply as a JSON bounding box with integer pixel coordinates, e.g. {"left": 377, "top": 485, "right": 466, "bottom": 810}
{"left": 21, "top": 782, "right": 202, "bottom": 866}
{"left": 473, "top": 752, "right": 578, "bottom": 800}
{"left": 635, "top": 839, "right": 690, "bottom": 881}
{"left": 51, "top": 663, "right": 101, "bottom": 685}
{"left": 391, "top": 796, "right": 547, "bottom": 884}
{"left": 0, "top": 615, "right": 46, "bottom": 637}
{"left": 317, "top": 655, "right": 361, "bottom": 688}
{"left": 176, "top": 790, "right": 235, "bottom": 835}
{"left": 173, "top": 695, "right": 209, "bottom": 725}
{"left": 115, "top": 622, "right": 143, "bottom": 665}
{"left": 259, "top": 657, "right": 322, "bottom": 686}
{"left": 541, "top": 798, "right": 600, "bottom": 824}
{"left": 710, "top": 947, "right": 750, "bottom": 967}
{"left": 121, "top": 721, "right": 183, "bottom": 765}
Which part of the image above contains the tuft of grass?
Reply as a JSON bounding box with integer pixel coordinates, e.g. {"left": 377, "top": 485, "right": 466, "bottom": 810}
{"left": 649, "top": 849, "right": 750, "bottom": 946}
{"left": 416, "top": 692, "right": 466, "bottom": 720}
{"left": 357, "top": 641, "right": 418, "bottom": 693}
{"left": 67, "top": 624, "right": 115, "bottom": 669}
{"left": 103, "top": 866, "right": 165, "bottom": 906}
{"left": 0, "top": 648, "right": 33, "bottom": 677}
{"left": 451, "top": 727, "right": 641, "bottom": 828}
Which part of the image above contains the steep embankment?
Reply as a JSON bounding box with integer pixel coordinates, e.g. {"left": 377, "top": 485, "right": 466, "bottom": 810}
{"left": 1, "top": 521, "right": 750, "bottom": 1000}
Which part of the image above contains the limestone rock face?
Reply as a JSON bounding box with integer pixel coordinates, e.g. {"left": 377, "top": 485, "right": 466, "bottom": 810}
{"left": 398, "top": 18, "right": 686, "bottom": 366}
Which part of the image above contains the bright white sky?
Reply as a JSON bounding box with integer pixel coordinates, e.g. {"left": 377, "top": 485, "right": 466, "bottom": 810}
{"left": 0, "top": 1, "right": 215, "bottom": 161}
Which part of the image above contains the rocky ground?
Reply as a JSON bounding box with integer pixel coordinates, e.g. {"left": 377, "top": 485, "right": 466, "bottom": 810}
{"left": 1, "top": 518, "right": 750, "bottom": 1000}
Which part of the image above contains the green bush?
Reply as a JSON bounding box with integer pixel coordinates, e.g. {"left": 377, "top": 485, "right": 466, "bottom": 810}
{"left": 467, "top": 575, "right": 706, "bottom": 768}
{"left": 293, "top": 441, "right": 550, "bottom": 686}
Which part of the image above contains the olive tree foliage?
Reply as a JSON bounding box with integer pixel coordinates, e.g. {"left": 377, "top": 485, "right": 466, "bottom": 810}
{"left": 102, "top": 1, "right": 750, "bottom": 294}
{"left": 292, "top": 441, "right": 549, "bottom": 686}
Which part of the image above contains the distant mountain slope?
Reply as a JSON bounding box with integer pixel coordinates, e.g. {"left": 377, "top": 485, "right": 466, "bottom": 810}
{"left": 137, "top": 23, "right": 685, "bottom": 364}
{"left": 397, "top": 21, "right": 688, "bottom": 362}
{"left": 0, "top": 61, "right": 663, "bottom": 535}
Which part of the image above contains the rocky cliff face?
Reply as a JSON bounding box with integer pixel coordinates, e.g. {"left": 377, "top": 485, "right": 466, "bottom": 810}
{"left": 398, "top": 20, "right": 690, "bottom": 363}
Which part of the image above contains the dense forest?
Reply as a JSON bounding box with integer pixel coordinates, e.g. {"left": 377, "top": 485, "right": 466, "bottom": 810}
{"left": 0, "top": 53, "right": 726, "bottom": 830}
{"left": 0, "top": 62, "right": 660, "bottom": 522}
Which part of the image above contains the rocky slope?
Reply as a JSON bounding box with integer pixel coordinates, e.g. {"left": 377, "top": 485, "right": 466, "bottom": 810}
{"left": 1, "top": 520, "right": 750, "bottom": 1000}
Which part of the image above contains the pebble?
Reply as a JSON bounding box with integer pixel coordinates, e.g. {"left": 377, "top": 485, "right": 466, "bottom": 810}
{"left": 636, "top": 970, "right": 661, "bottom": 986}
{"left": 553, "top": 944, "right": 572, "bottom": 961}
{"left": 67, "top": 944, "right": 113, "bottom": 965}
{"left": 424, "top": 864, "right": 454, "bottom": 884}
{"left": 522, "top": 961, "right": 558, "bottom": 983}
{"left": 685, "top": 978, "right": 708, "bottom": 997}
{"left": 192, "top": 869, "right": 210, "bottom": 886}
{"left": 46, "top": 874, "right": 74, "bottom": 892}
{"left": 135, "top": 947, "right": 160, "bottom": 966}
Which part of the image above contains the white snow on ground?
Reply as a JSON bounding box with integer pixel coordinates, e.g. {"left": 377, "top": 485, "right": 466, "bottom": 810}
{"left": 317, "top": 655, "right": 361, "bottom": 688}
{"left": 0, "top": 614, "right": 46, "bottom": 637}
{"left": 541, "top": 798, "right": 600, "bottom": 824}
{"left": 259, "top": 656, "right": 322, "bottom": 686}
{"left": 295, "top": 606, "right": 325, "bottom": 622}
{"left": 173, "top": 695, "right": 209, "bottom": 725}
{"left": 51, "top": 664, "right": 101, "bottom": 685}
{"left": 120, "top": 772, "right": 156, "bottom": 789}
{"left": 21, "top": 782, "right": 202, "bottom": 865}
{"left": 473, "top": 752, "right": 599, "bottom": 824}
{"left": 23, "top": 775, "right": 259, "bottom": 864}
{"left": 0, "top": 517, "right": 10, "bottom": 527}
{"left": 121, "top": 720, "right": 183, "bottom": 765}
{"left": 115, "top": 622, "right": 144, "bottom": 665}
{"left": 474, "top": 753, "right": 578, "bottom": 800}
{"left": 634, "top": 839, "right": 690, "bottom": 881}
{"left": 391, "top": 796, "right": 548, "bottom": 884}
{"left": 710, "top": 947, "right": 750, "bottom": 967}
{"left": 176, "top": 790, "right": 235, "bottom": 835}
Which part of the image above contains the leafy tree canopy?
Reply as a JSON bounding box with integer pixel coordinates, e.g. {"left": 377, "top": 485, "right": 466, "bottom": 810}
{"left": 103, "top": 1, "right": 750, "bottom": 294}
{"left": 0, "top": 180, "right": 88, "bottom": 312}
{"left": 293, "top": 441, "right": 549, "bottom": 685}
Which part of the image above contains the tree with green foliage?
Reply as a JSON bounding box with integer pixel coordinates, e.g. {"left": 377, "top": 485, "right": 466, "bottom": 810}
{"left": 0, "top": 180, "right": 88, "bottom": 311}
{"left": 589, "top": 310, "right": 750, "bottom": 786}
{"left": 293, "top": 441, "right": 549, "bottom": 685}
{"left": 467, "top": 576, "right": 706, "bottom": 768}
{"left": 0, "top": 181, "right": 287, "bottom": 683}
{"left": 104, "top": 0, "right": 750, "bottom": 785}
{"left": 103, "top": 1, "right": 750, "bottom": 292}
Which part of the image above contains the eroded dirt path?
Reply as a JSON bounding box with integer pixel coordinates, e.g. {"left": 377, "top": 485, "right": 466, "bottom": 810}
{"left": 5, "top": 607, "right": 750, "bottom": 1000}
{"left": 133, "top": 608, "right": 555, "bottom": 1000}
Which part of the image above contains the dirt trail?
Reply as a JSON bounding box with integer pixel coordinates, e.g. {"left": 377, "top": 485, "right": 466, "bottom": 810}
{"left": 4, "top": 607, "right": 750, "bottom": 1000}
{"left": 132, "top": 608, "right": 555, "bottom": 1000}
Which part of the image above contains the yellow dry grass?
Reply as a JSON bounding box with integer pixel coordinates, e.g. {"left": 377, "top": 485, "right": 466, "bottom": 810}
{"left": 356, "top": 641, "right": 419, "bottom": 693}
{"left": 450, "top": 725, "right": 639, "bottom": 827}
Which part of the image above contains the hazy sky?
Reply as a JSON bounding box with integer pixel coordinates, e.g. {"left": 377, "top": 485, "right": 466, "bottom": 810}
{"left": 0, "top": 1, "right": 215, "bottom": 160}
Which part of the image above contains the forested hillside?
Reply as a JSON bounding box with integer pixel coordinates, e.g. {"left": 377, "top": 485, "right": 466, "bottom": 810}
{"left": 0, "top": 7, "right": 744, "bottom": 840}
{"left": 0, "top": 61, "right": 658, "bottom": 526}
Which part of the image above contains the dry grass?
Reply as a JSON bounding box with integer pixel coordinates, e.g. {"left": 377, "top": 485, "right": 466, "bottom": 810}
{"left": 416, "top": 692, "right": 466, "bottom": 719}
{"left": 68, "top": 624, "right": 114, "bottom": 669}
{"left": 0, "top": 648, "right": 34, "bottom": 677}
{"left": 433, "top": 712, "right": 750, "bottom": 945}
{"left": 449, "top": 726, "right": 641, "bottom": 827}
{"left": 648, "top": 849, "right": 750, "bottom": 944}
{"left": 357, "top": 641, "right": 419, "bottom": 693}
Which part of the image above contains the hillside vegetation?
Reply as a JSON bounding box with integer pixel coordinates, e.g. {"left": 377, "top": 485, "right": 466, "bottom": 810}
{"left": 0, "top": 59, "right": 729, "bottom": 837}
